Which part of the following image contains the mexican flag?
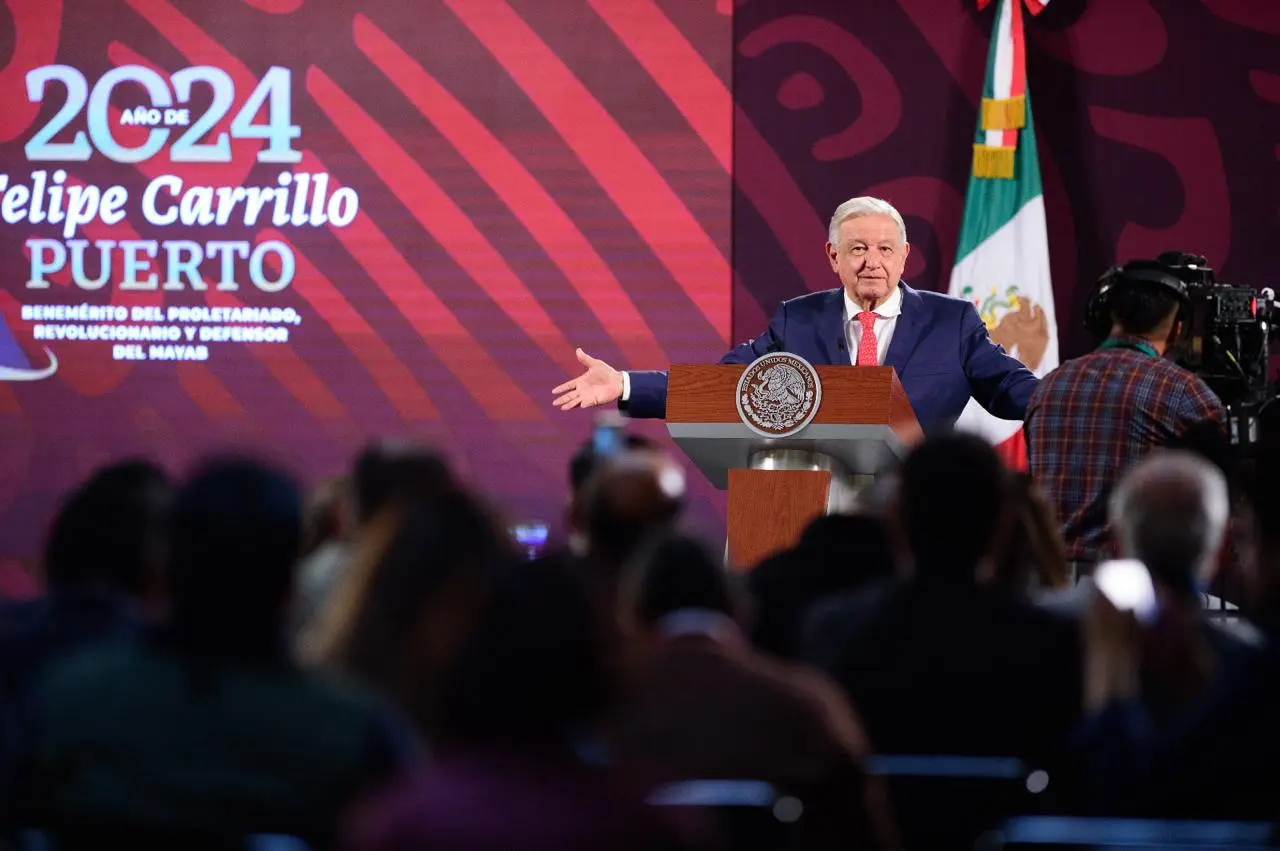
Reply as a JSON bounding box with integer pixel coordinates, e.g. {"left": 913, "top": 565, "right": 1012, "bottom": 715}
{"left": 948, "top": 0, "right": 1056, "bottom": 469}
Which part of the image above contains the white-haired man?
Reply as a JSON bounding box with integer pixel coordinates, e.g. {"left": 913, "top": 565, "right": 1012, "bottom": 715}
{"left": 1097, "top": 450, "right": 1259, "bottom": 719}
{"left": 552, "top": 196, "right": 1036, "bottom": 432}
{"left": 1109, "top": 449, "right": 1231, "bottom": 601}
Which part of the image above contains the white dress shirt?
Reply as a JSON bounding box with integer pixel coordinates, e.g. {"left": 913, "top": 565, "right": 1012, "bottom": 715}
{"left": 620, "top": 285, "right": 904, "bottom": 399}
{"left": 844, "top": 284, "right": 902, "bottom": 366}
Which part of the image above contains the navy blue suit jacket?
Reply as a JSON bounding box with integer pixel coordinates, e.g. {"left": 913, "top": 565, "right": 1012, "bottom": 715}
{"left": 622, "top": 284, "right": 1037, "bottom": 433}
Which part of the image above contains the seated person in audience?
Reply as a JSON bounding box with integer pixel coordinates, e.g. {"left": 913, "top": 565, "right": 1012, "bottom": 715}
{"left": 1238, "top": 442, "right": 1280, "bottom": 641}
{"left": 994, "top": 473, "right": 1070, "bottom": 598}
{"left": 347, "top": 558, "right": 690, "bottom": 851}
{"left": 0, "top": 460, "right": 172, "bottom": 808}
{"left": 292, "top": 474, "right": 354, "bottom": 635}
{"left": 574, "top": 448, "right": 686, "bottom": 595}
{"left": 750, "top": 513, "right": 896, "bottom": 661}
{"left": 1106, "top": 451, "right": 1259, "bottom": 724}
{"left": 560, "top": 430, "right": 658, "bottom": 558}
{"left": 295, "top": 441, "right": 456, "bottom": 642}
{"left": 804, "top": 433, "right": 1081, "bottom": 763}
{"left": 304, "top": 482, "right": 516, "bottom": 728}
{"left": 1077, "top": 441, "right": 1280, "bottom": 818}
{"left": 18, "top": 458, "right": 412, "bottom": 846}
{"left": 606, "top": 533, "right": 897, "bottom": 851}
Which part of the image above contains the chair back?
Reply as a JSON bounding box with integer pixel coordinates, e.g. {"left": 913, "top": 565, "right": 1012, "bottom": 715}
{"left": 978, "top": 816, "right": 1277, "bottom": 850}
{"left": 648, "top": 779, "right": 803, "bottom": 851}
{"left": 9, "top": 829, "right": 313, "bottom": 851}
{"left": 868, "top": 755, "right": 1055, "bottom": 851}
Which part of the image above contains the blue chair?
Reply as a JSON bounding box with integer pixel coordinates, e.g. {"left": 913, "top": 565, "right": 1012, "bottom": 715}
{"left": 868, "top": 755, "right": 1057, "bottom": 851}
{"left": 647, "top": 779, "right": 804, "bottom": 851}
{"left": 978, "top": 815, "right": 1276, "bottom": 850}
{"left": 9, "top": 829, "right": 313, "bottom": 851}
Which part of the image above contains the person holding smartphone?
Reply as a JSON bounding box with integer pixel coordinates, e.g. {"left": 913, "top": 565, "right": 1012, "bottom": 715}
{"left": 1073, "top": 452, "right": 1273, "bottom": 819}
{"left": 1098, "top": 452, "right": 1256, "bottom": 722}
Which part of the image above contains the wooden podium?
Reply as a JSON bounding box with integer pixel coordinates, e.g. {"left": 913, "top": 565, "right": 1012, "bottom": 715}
{"left": 665, "top": 364, "right": 923, "bottom": 569}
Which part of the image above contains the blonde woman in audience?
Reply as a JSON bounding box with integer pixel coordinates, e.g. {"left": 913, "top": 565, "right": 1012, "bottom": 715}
{"left": 345, "top": 542, "right": 691, "bottom": 851}
{"left": 294, "top": 443, "right": 455, "bottom": 644}
{"left": 995, "top": 473, "right": 1071, "bottom": 596}
{"left": 293, "top": 474, "right": 355, "bottom": 636}
{"left": 305, "top": 483, "right": 514, "bottom": 737}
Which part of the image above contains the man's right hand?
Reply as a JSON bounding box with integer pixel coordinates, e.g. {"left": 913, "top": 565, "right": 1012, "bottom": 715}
{"left": 552, "top": 348, "right": 624, "bottom": 411}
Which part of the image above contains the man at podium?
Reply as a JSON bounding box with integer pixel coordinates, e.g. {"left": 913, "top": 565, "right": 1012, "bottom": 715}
{"left": 553, "top": 196, "right": 1036, "bottom": 433}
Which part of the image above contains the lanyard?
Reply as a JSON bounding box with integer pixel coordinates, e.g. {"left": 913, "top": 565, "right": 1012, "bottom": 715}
{"left": 1098, "top": 338, "right": 1159, "bottom": 358}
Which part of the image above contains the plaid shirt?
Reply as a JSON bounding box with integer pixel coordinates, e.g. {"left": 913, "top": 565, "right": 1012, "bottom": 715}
{"left": 1026, "top": 339, "right": 1226, "bottom": 562}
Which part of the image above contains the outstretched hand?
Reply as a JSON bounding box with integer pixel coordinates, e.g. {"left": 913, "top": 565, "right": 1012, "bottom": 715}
{"left": 552, "top": 348, "right": 624, "bottom": 411}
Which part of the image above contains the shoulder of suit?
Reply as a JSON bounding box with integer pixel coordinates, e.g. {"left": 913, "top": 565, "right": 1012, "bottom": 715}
{"left": 778, "top": 288, "right": 840, "bottom": 312}
{"left": 774, "top": 284, "right": 974, "bottom": 321}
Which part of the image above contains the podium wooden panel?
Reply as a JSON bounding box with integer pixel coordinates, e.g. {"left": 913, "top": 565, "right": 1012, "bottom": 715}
{"left": 726, "top": 469, "right": 832, "bottom": 571}
{"left": 665, "top": 364, "right": 922, "bottom": 568}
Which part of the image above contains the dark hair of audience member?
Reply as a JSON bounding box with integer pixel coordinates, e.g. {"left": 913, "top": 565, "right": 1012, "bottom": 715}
{"left": 353, "top": 441, "right": 455, "bottom": 525}
{"left": 429, "top": 558, "right": 614, "bottom": 749}
{"left": 580, "top": 452, "right": 684, "bottom": 575}
{"left": 312, "top": 484, "right": 518, "bottom": 726}
{"left": 166, "top": 457, "right": 301, "bottom": 660}
{"left": 899, "top": 432, "right": 1010, "bottom": 579}
{"left": 569, "top": 433, "right": 657, "bottom": 494}
{"left": 300, "top": 474, "right": 351, "bottom": 558}
{"left": 626, "top": 532, "right": 742, "bottom": 628}
{"left": 1239, "top": 435, "right": 1280, "bottom": 609}
{"left": 1108, "top": 280, "right": 1183, "bottom": 336}
{"left": 43, "top": 459, "right": 173, "bottom": 604}
{"left": 749, "top": 514, "right": 895, "bottom": 659}
{"left": 992, "top": 473, "right": 1070, "bottom": 594}
{"left": 1246, "top": 403, "right": 1280, "bottom": 548}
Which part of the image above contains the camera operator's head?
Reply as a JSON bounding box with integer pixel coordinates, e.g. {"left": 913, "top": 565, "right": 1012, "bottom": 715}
{"left": 1087, "top": 255, "right": 1198, "bottom": 356}
{"left": 1107, "top": 276, "right": 1184, "bottom": 354}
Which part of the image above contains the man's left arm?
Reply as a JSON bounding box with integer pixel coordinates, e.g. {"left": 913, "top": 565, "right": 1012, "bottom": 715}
{"left": 1177, "top": 378, "right": 1228, "bottom": 432}
{"left": 960, "top": 302, "right": 1039, "bottom": 421}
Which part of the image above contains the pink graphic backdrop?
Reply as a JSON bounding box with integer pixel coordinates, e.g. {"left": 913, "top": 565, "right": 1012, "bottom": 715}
{"left": 0, "top": 0, "right": 733, "bottom": 561}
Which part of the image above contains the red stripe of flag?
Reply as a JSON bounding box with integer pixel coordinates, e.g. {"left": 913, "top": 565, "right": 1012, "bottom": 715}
{"left": 1004, "top": 0, "right": 1027, "bottom": 148}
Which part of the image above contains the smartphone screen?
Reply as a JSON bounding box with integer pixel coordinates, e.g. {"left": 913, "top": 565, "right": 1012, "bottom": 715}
{"left": 1093, "top": 559, "right": 1159, "bottom": 624}
{"left": 593, "top": 423, "right": 624, "bottom": 457}
{"left": 509, "top": 521, "right": 550, "bottom": 560}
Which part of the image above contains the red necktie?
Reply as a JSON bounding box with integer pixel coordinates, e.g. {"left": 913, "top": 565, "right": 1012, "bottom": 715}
{"left": 856, "top": 311, "right": 879, "bottom": 366}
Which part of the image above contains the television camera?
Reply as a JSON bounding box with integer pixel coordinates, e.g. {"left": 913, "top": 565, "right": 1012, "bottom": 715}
{"left": 1087, "top": 251, "right": 1277, "bottom": 450}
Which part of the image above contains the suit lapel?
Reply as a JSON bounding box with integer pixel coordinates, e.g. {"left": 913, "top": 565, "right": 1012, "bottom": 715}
{"left": 815, "top": 288, "right": 847, "bottom": 365}
{"left": 884, "top": 283, "right": 926, "bottom": 375}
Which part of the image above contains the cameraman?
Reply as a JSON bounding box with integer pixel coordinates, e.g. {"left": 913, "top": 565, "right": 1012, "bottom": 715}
{"left": 1026, "top": 258, "right": 1226, "bottom": 579}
